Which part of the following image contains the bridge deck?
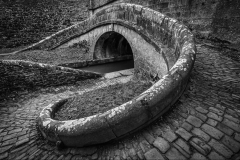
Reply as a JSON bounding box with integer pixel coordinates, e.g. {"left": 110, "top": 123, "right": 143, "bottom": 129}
{"left": 0, "top": 45, "right": 239, "bottom": 160}
{"left": 0, "top": 48, "right": 89, "bottom": 66}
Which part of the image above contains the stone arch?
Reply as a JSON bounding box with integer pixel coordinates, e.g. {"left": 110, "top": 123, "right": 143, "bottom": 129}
{"left": 93, "top": 31, "right": 133, "bottom": 60}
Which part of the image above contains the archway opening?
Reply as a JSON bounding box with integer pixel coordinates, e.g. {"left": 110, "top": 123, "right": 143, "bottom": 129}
{"left": 81, "top": 32, "right": 134, "bottom": 73}
{"left": 93, "top": 31, "right": 133, "bottom": 59}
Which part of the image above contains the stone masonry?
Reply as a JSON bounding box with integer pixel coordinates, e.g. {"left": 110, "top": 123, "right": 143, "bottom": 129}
{"left": 90, "top": 0, "right": 240, "bottom": 51}
{"left": 0, "top": 45, "right": 239, "bottom": 160}
{"left": 0, "top": 0, "right": 239, "bottom": 160}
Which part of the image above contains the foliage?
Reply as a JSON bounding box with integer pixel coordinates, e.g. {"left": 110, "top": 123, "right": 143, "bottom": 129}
{"left": 0, "top": 0, "right": 88, "bottom": 49}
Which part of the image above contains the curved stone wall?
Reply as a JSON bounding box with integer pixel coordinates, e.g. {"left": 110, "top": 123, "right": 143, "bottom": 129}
{"left": 37, "top": 3, "right": 196, "bottom": 147}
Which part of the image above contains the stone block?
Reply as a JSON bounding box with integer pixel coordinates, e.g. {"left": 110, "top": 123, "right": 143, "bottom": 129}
{"left": 226, "top": 108, "right": 239, "bottom": 118}
{"left": 186, "top": 115, "right": 203, "bottom": 127}
{"left": 8, "top": 128, "right": 22, "bottom": 135}
{"left": 207, "top": 112, "right": 223, "bottom": 122}
{"left": 190, "top": 153, "right": 207, "bottom": 160}
{"left": 206, "top": 118, "right": 218, "bottom": 127}
{"left": 190, "top": 138, "right": 211, "bottom": 156}
{"left": 195, "top": 112, "right": 207, "bottom": 122}
{"left": 235, "top": 133, "right": 240, "bottom": 143}
{"left": 209, "top": 107, "right": 224, "bottom": 116}
{"left": 196, "top": 106, "right": 208, "bottom": 114}
{"left": 208, "top": 151, "right": 225, "bottom": 160}
{"left": 166, "top": 148, "right": 186, "bottom": 160}
{"left": 0, "top": 146, "right": 11, "bottom": 154}
{"left": 201, "top": 124, "right": 223, "bottom": 140}
{"left": 153, "top": 137, "right": 170, "bottom": 153}
{"left": 224, "top": 114, "right": 240, "bottom": 123}
{"left": 222, "top": 118, "right": 240, "bottom": 132}
{"left": 215, "top": 104, "right": 226, "bottom": 111}
{"left": 192, "top": 128, "right": 210, "bottom": 142}
{"left": 222, "top": 135, "right": 240, "bottom": 153}
{"left": 15, "top": 138, "right": 29, "bottom": 147}
{"left": 217, "top": 123, "right": 234, "bottom": 136}
{"left": 142, "top": 132, "right": 155, "bottom": 144}
{"left": 1, "top": 138, "right": 17, "bottom": 147}
{"left": 172, "top": 143, "right": 190, "bottom": 158}
{"left": 209, "top": 139, "right": 233, "bottom": 158}
{"left": 182, "top": 122, "right": 193, "bottom": 131}
{"left": 0, "top": 152, "right": 8, "bottom": 160}
{"left": 144, "top": 148, "right": 165, "bottom": 160}
{"left": 175, "top": 138, "right": 191, "bottom": 154}
{"left": 137, "top": 151, "right": 144, "bottom": 160}
{"left": 162, "top": 131, "right": 177, "bottom": 142}
{"left": 140, "top": 140, "right": 151, "bottom": 153}
{"left": 175, "top": 128, "right": 192, "bottom": 141}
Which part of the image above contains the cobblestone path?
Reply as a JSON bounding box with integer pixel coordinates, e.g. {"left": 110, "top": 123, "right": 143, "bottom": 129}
{"left": 0, "top": 45, "right": 240, "bottom": 160}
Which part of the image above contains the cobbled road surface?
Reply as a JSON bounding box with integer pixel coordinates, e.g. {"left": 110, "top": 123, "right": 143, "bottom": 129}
{"left": 0, "top": 45, "right": 240, "bottom": 160}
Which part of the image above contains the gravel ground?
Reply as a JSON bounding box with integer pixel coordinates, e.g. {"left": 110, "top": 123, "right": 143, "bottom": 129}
{"left": 54, "top": 80, "right": 152, "bottom": 120}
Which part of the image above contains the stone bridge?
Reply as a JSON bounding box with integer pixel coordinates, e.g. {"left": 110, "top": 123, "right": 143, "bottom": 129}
{"left": 34, "top": 3, "right": 196, "bottom": 148}
{"left": 18, "top": 3, "right": 195, "bottom": 81}
{"left": 0, "top": 1, "right": 240, "bottom": 160}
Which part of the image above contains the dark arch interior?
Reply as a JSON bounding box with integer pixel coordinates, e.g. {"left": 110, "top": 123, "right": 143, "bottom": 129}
{"left": 93, "top": 32, "right": 133, "bottom": 59}
{"left": 81, "top": 31, "right": 134, "bottom": 74}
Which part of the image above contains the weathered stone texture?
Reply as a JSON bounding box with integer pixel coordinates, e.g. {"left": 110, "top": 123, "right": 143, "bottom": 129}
{"left": 35, "top": 2, "right": 196, "bottom": 148}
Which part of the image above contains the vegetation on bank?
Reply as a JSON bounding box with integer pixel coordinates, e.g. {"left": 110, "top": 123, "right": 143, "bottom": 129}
{"left": 0, "top": 0, "right": 88, "bottom": 49}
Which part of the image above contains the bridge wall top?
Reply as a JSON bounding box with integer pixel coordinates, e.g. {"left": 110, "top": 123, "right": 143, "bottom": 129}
{"left": 89, "top": 0, "right": 117, "bottom": 10}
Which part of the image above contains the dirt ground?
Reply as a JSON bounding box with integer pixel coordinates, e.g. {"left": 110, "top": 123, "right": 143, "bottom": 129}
{"left": 54, "top": 80, "right": 152, "bottom": 120}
